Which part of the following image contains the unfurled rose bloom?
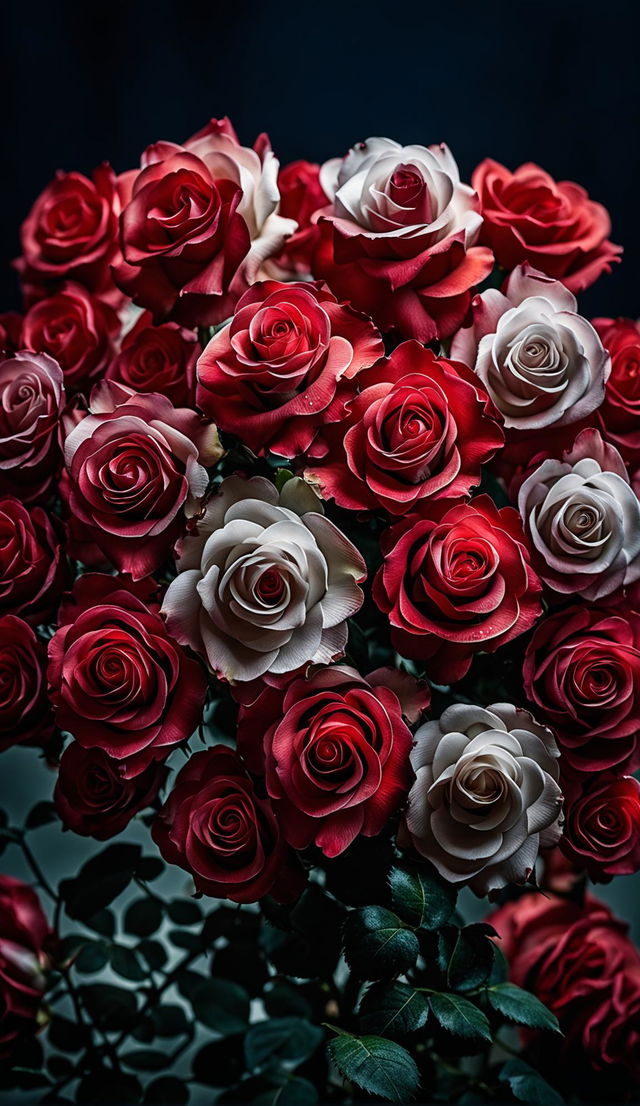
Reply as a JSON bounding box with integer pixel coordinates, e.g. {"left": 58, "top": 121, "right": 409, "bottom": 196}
{"left": 591, "top": 316, "right": 640, "bottom": 461}
{"left": 196, "top": 281, "right": 384, "bottom": 457}
{"left": 0, "top": 876, "right": 54, "bottom": 1057}
{"left": 152, "top": 746, "right": 304, "bottom": 903}
{"left": 105, "top": 311, "right": 198, "bottom": 407}
{"left": 54, "top": 741, "right": 166, "bottom": 839}
{"left": 268, "top": 160, "right": 327, "bottom": 275}
{"left": 61, "top": 380, "right": 222, "bottom": 578}
{"left": 114, "top": 117, "right": 296, "bottom": 327}
{"left": 473, "top": 159, "right": 621, "bottom": 292}
{"left": 451, "top": 265, "right": 609, "bottom": 431}
{"left": 560, "top": 774, "right": 640, "bottom": 880}
{"left": 518, "top": 429, "right": 640, "bottom": 600}
{"left": 373, "top": 496, "right": 541, "bottom": 683}
{"left": 162, "top": 475, "right": 366, "bottom": 683}
{"left": 0, "top": 351, "right": 65, "bottom": 504}
{"left": 48, "top": 574, "right": 207, "bottom": 777}
{"left": 488, "top": 894, "right": 640, "bottom": 1085}
{"left": 523, "top": 601, "right": 640, "bottom": 774}
{"left": 237, "top": 665, "right": 419, "bottom": 857}
{"left": 305, "top": 341, "right": 503, "bottom": 514}
{"left": 400, "top": 703, "right": 562, "bottom": 895}
{"left": 0, "top": 313, "right": 22, "bottom": 355}
{"left": 0, "top": 497, "right": 67, "bottom": 624}
{"left": 315, "top": 137, "right": 493, "bottom": 342}
{"left": 0, "top": 616, "right": 54, "bottom": 751}
{"left": 21, "top": 283, "right": 120, "bottom": 393}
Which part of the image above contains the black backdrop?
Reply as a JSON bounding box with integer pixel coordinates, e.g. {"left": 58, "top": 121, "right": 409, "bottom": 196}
{"left": 0, "top": 0, "right": 638, "bottom": 318}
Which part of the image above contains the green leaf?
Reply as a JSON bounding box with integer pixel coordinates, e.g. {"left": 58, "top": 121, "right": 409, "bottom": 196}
{"left": 151, "top": 1004, "right": 190, "bottom": 1038}
{"left": 327, "top": 1027, "right": 419, "bottom": 1103}
{"left": 275, "top": 468, "right": 295, "bottom": 492}
{"left": 428, "top": 993, "right": 492, "bottom": 1043}
{"left": 488, "top": 984, "right": 561, "bottom": 1034}
{"left": 60, "top": 844, "right": 143, "bottom": 921}
{"left": 438, "top": 924, "right": 496, "bottom": 991}
{"left": 144, "top": 1075, "right": 189, "bottom": 1104}
{"left": 124, "top": 897, "right": 164, "bottom": 937}
{"left": 192, "top": 1035, "right": 245, "bottom": 1086}
{"left": 138, "top": 939, "right": 167, "bottom": 971}
{"left": 166, "top": 899, "right": 202, "bottom": 925}
{"left": 253, "top": 1075, "right": 319, "bottom": 1105}
{"left": 245, "top": 1017, "right": 323, "bottom": 1074}
{"left": 74, "top": 939, "right": 109, "bottom": 974}
{"left": 389, "top": 864, "right": 457, "bottom": 930}
{"left": 359, "top": 982, "right": 429, "bottom": 1037}
{"left": 499, "top": 1059, "right": 565, "bottom": 1104}
{"left": 25, "top": 800, "right": 57, "bottom": 829}
{"left": 121, "top": 1049, "right": 169, "bottom": 1072}
{"left": 79, "top": 983, "right": 138, "bottom": 1031}
{"left": 110, "top": 944, "right": 147, "bottom": 982}
{"left": 343, "top": 906, "right": 419, "bottom": 980}
{"left": 191, "top": 978, "right": 250, "bottom": 1034}
{"left": 85, "top": 908, "right": 115, "bottom": 938}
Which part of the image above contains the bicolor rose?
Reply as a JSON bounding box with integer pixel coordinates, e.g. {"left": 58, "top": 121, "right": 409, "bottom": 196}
{"left": 400, "top": 702, "right": 563, "bottom": 894}
{"left": 373, "top": 496, "right": 542, "bottom": 683}
{"left": 196, "top": 280, "right": 383, "bottom": 457}
{"left": 237, "top": 665, "right": 421, "bottom": 857}
{"left": 451, "top": 265, "right": 609, "bottom": 431}
{"left": 268, "top": 159, "right": 327, "bottom": 275}
{"left": 0, "top": 351, "right": 65, "bottom": 504}
{"left": 162, "top": 475, "right": 366, "bottom": 683}
{"left": 305, "top": 341, "right": 503, "bottom": 514}
{"left": 54, "top": 741, "right": 166, "bottom": 840}
{"left": 518, "top": 429, "right": 640, "bottom": 600}
{"left": 315, "top": 137, "right": 493, "bottom": 341}
{"left": 473, "top": 159, "right": 621, "bottom": 292}
{"left": 152, "top": 745, "right": 304, "bottom": 903}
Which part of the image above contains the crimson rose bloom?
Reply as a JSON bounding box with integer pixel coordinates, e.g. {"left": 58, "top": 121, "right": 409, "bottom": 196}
{"left": 0, "top": 616, "right": 54, "bottom": 751}
{"left": 523, "top": 602, "right": 640, "bottom": 774}
{"left": 152, "top": 746, "right": 304, "bottom": 904}
{"left": 0, "top": 876, "right": 54, "bottom": 1057}
{"left": 196, "top": 280, "right": 384, "bottom": 457}
{"left": 54, "top": 741, "right": 165, "bottom": 840}
{"left": 47, "top": 574, "right": 207, "bottom": 777}
{"left": 15, "top": 164, "right": 130, "bottom": 307}
{"left": 373, "top": 496, "right": 542, "bottom": 683}
{"left": 114, "top": 117, "right": 295, "bottom": 327}
{"left": 489, "top": 893, "right": 640, "bottom": 1086}
{"left": 237, "top": 665, "right": 421, "bottom": 858}
{"left": 473, "top": 159, "right": 621, "bottom": 293}
{"left": 305, "top": 341, "right": 504, "bottom": 514}
{"left": 561, "top": 774, "right": 640, "bottom": 880}
{"left": 61, "top": 380, "right": 222, "bottom": 579}
{"left": 21, "top": 283, "right": 120, "bottom": 393}
{"left": 270, "top": 160, "right": 327, "bottom": 275}
{"left": 592, "top": 316, "right": 640, "bottom": 461}
{"left": 0, "top": 497, "right": 67, "bottom": 623}
{"left": 315, "top": 137, "right": 493, "bottom": 341}
{"left": 106, "top": 312, "right": 198, "bottom": 408}
{"left": 0, "top": 351, "right": 65, "bottom": 504}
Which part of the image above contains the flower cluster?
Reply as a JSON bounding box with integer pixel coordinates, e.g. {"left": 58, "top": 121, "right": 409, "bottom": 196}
{"left": 1, "top": 118, "right": 638, "bottom": 1093}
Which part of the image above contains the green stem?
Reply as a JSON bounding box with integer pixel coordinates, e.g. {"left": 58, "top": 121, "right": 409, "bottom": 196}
{"left": 19, "top": 835, "right": 58, "bottom": 903}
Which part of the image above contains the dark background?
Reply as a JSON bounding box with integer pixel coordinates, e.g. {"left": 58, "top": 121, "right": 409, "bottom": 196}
{"left": 0, "top": 0, "right": 638, "bottom": 318}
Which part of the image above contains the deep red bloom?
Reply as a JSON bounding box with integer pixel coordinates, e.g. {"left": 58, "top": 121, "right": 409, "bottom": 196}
{"left": 0, "top": 497, "right": 67, "bottom": 624}
{"left": 55, "top": 741, "right": 165, "bottom": 839}
{"left": 106, "top": 311, "right": 198, "bottom": 408}
{"left": 592, "top": 316, "right": 640, "bottom": 461}
{"left": 561, "top": 774, "right": 640, "bottom": 880}
{"left": 0, "top": 876, "right": 54, "bottom": 1057}
{"left": 272, "top": 160, "right": 326, "bottom": 274}
{"left": 21, "top": 283, "right": 120, "bottom": 393}
{"left": 0, "top": 615, "right": 54, "bottom": 751}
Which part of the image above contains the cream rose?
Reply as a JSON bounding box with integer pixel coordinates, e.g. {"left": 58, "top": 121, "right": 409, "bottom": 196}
{"left": 161, "top": 476, "right": 366, "bottom": 682}
{"left": 451, "top": 264, "right": 610, "bottom": 430}
{"left": 518, "top": 429, "right": 640, "bottom": 600}
{"left": 400, "top": 702, "right": 563, "bottom": 895}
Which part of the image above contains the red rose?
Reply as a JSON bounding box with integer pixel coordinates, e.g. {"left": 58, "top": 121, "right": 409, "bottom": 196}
{"left": 0, "top": 616, "right": 54, "bottom": 751}
{"left": 270, "top": 160, "right": 327, "bottom": 275}
{"left": 315, "top": 137, "right": 493, "bottom": 341}
{"left": 473, "top": 159, "right": 621, "bottom": 292}
{"left": 105, "top": 312, "right": 198, "bottom": 408}
{"left": 591, "top": 316, "right": 640, "bottom": 461}
{"left": 488, "top": 893, "right": 640, "bottom": 1086}
{"left": 47, "top": 573, "right": 207, "bottom": 777}
{"left": 61, "top": 380, "right": 222, "bottom": 579}
{"left": 0, "top": 876, "right": 54, "bottom": 1057}
{"left": 15, "top": 164, "right": 130, "bottom": 307}
{"left": 0, "top": 351, "right": 65, "bottom": 504}
{"left": 113, "top": 118, "right": 295, "bottom": 327}
{"left": 0, "top": 313, "right": 22, "bottom": 355}
{"left": 523, "top": 602, "right": 640, "bottom": 774}
{"left": 561, "top": 774, "right": 640, "bottom": 880}
{"left": 0, "top": 497, "right": 67, "bottom": 624}
{"left": 237, "top": 665, "right": 420, "bottom": 858}
{"left": 152, "top": 746, "right": 304, "bottom": 904}
{"left": 21, "top": 283, "right": 120, "bottom": 393}
{"left": 305, "top": 341, "right": 504, "bottom": 514}
{"left": 373, "top": 496, "right": 542, "bottom": 683}
{"left": 54, "top": 741, "right": 165, "bottom": 840}
{"left": 196, "top": 280, "right": 384, "bottom": 457}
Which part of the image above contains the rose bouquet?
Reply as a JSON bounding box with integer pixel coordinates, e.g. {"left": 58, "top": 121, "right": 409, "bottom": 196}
{"left": 0, "top": 116, "right": 639, "bottom": 1106}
